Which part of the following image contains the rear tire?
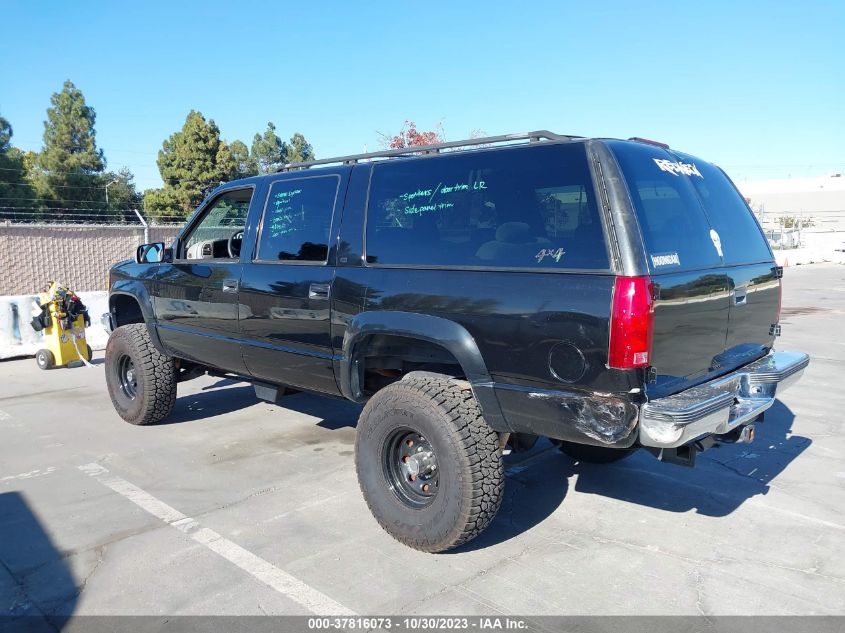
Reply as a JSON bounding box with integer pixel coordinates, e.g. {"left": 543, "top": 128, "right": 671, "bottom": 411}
{"left": 555, "top": 440, "right": 636, "bottom": 464}
{"left": 105, "top": 324, "right": 176, "bottom": 425}
{"left": 355, "top": 373, "right": 504, "bottom": 552}
{"left": 36, "top": 349, "right": 54, "bottom": 370}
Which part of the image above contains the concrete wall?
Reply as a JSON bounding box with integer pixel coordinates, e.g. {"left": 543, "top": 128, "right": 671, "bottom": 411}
{"left": 0, "top": 224, "right": 180, "bottom": 295}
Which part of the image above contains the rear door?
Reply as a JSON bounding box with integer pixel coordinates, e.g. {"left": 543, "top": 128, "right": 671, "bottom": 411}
{"left": 608, "top": 141, "right": 730, "bottom": 398}
{"left": 238, "top": 171, "right": 346, "bottom": 395}
{"left": 610, "top": 141, "right": 780, "bottom": 397}
{"left": 674, "top": 153, "right": 778, "bottom": 372}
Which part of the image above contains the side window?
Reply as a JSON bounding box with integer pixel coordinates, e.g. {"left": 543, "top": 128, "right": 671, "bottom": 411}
{"left": 182, "top": 189, "right": 252, "bottom": 260}
{"left": 365, "top": 144, "right": 609, "bottom": 270}
{"left": 256, "top": 176, "right": 339, "bottom": 262}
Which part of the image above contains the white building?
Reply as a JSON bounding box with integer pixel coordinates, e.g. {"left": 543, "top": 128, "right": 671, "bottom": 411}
{"left": 736, "top": 173, "right": 845, "bottom": 230}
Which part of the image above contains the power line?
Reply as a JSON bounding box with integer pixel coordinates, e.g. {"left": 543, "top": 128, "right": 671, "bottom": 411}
{"left": 0, "top": 196, "right": 110, "bottom": 204}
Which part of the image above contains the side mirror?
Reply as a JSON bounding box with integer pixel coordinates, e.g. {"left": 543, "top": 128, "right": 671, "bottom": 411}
{"left": 136, "top": 242, "right": 172, "bottom": 264}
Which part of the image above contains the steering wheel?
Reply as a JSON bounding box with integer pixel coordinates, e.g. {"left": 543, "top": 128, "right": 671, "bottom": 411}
{"left": 227, "top": 230, "right": 244, "bottom": 259}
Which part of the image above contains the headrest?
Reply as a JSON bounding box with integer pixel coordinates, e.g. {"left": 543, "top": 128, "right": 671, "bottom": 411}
{"left": 495, "top": 222, "right": 533, "bottom": 244}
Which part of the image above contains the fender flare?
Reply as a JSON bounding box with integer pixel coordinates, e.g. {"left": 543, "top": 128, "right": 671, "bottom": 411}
{"left": 108, "top": 280, "right": 166, "bottom": 354}
{"left": 339, "top": 311, "right": 510, "bottom": 431}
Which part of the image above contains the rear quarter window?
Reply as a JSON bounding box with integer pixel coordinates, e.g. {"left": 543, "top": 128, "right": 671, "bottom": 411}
{"left": 365, "top": 143, "right": 609, "bottom": 270}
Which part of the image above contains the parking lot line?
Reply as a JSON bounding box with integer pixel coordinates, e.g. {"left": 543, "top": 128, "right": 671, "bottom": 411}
{"left": 1, "top": 466, "right": 57, "bottom": 482}
{"left": 78, "top": 462, "right": 356, "bottom": 616}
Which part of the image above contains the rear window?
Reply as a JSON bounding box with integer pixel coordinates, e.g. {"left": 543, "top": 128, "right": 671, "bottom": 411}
{"left": 365, "top": 143, "right": 609, "bottom": 270}
{"left": 673, "top": 151, "right": 772, "bottom": 265}
{"left": 608, "top": 140, "right": 721, "bottom": 272}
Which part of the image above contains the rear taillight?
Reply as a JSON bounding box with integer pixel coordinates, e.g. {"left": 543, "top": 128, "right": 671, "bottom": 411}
{"left": 776, "top": 279, "right": 782, "bottom": 323}
{"left": 608, "top": 276, "right": 655, "bottom": 369}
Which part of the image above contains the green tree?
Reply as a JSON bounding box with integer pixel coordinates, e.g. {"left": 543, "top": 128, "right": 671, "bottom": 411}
{"left": 31, "top": 80, "right": 106, "bottom": 215}
{"left": 103, "top": 167, "right": 142, "bottom": 217}
{"left": 230, "top": 139, "right": 257, "bottom": 178}
{"left": 250, "top": 122, "right": 285, "bottom": 173}
{"left": 144, "top": 110, "right": 237, "bottom": 220}
{"left": 284, "top": 132, "right": 315, "bottom": 165}
{"left": 0, "top": 114, "right": 37, "bottom": 220}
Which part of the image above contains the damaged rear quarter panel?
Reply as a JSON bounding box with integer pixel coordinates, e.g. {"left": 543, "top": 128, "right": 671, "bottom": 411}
{"left": 495, "top": 384, "right": 641, "bottom": 448}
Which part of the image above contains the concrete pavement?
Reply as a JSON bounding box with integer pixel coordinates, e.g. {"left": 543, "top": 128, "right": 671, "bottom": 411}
{"left": 1, "top": 263, "right": 843, "bottom": 620}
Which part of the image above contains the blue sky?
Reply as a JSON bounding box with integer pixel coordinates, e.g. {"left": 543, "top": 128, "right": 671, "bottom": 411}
{"left": 1, "top": 1, "right": 843, "bottom": 191}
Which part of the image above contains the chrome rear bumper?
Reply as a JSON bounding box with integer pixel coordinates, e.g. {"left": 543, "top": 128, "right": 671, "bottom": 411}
{"left": 639, "top": 351, "right": 810, "bottom": 448}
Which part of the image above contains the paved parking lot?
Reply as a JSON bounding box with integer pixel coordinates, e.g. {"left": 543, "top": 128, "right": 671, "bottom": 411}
{"left": 1, "top": 263, "right": 844, "bottom": 622}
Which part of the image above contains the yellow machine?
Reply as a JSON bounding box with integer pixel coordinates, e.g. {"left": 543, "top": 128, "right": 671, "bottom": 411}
{"left": 33, "top": 282, "right": 92, "bottom": 370}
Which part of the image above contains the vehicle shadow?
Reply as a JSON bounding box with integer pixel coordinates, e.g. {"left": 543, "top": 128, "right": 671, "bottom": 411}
{"left": 460, "top": 401, "right": 807, "bottom": 549}
{"left": 163, "top": 380, "right": 363, "bottom": 428}
{"left": 162, "top": 384, "right": 260, "bottom": 424}
{"left": 571, "top": 400, "right": 808, "bottom": 517}
{"left": 0, "top": 492, "right": 77, "bottom": 631}
{"left": 159, "top": 381, "right": 808, "bottom": 545}
{"left": 454, "top": 444, "right": 573, "bottom": 552}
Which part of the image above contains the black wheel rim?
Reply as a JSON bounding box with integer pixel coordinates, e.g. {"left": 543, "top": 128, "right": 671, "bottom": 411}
{"left": 382, "top": 428, "right": 440, "bottom": 508}
{"left": 117, "top": 354, "right": 137, "bottom": 400}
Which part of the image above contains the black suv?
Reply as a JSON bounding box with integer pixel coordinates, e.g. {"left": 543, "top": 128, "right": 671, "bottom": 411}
{"left": 104, "top": 131, "right": 809, "bottom": 552}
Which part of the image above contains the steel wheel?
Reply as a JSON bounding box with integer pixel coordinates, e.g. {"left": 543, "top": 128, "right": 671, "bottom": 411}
{"left": 117, "top": 354, "right": 137, "bottom": 400}
{"left": 382, "top": 429, "right": 440, "bottom": 508}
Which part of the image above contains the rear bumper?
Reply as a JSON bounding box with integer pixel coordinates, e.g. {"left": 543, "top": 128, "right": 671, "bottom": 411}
{"left": 639, "top": 351, "right": 810, "bottom": 448}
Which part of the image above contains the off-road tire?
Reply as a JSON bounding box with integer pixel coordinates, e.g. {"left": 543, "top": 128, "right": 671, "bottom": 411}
{"left": 555, "top": 440, "right": 636, "bottom": 464}
{"left": 105, "top": 324, "right": 176, "bottom": 425}
{"left": 355, "top": 373, "right": 504, "bottom": 553}
{"left": 36, "top": 349, "right": 54, "bottom": 370}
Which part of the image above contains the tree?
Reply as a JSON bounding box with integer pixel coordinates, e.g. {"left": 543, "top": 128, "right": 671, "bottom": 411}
{"left": 31, "top": 80, "right": 106, "bottom": 214}
{"left": 284, "top": 132, "right": 315, "bottom": 165}
{"left": 380, "top": 120, "right": 445, "bottom": 149}
{"left": 249, "top": 122, "right": 315, "bottom": 172}
{"left": 250, "top": 122, "right": 285, "bottom": 173}
{"left": 144, "top": 110, "right": 237, "bottom": 220}
{"left": 230, "top": 139, "right": 257, "bottom": 179}
{"left": 0, "top": 115, "right": 11, "bottom": 150}
{"left": 0, "top": 114, "right": 37, "bottom": 219}
{"left": 103, "top": 167, "right": 143, "bottom": 216}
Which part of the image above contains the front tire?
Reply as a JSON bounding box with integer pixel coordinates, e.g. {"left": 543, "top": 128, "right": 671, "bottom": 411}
{"left": 355, "top": 373, "right": 504, "bottom": 553}
{"left": 105, "top": 324, "right": 176, "bottom": 425}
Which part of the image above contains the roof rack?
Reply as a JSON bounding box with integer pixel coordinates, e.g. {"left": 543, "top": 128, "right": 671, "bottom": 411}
{"left": 276, "top": 130, "right": 578, "bottom": 172}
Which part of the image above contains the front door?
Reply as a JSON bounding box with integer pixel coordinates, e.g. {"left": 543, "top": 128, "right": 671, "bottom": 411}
{"left": 239, "top": 173, "right": 345, "bottom": 394}
{"left": 153, "top": 187, "right": 254, "bottom": 374}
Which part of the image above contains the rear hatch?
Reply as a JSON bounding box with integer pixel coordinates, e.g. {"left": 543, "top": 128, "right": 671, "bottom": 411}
{"left": 607, "top": 140, "right": 779, "bottom": 399}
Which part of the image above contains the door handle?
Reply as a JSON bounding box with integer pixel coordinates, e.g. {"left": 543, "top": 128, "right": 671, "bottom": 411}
{"left": 222, "top": 279, "right": 239, "bottom": 294}
{"left": 733, "top": 287, "right": 747, "bottom": 306}
{"left": 309, "top": 283, "right": 330, "bottom": 300}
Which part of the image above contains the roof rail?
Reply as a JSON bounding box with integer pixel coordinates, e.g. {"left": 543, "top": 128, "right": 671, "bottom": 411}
{"left": 276, "top": 130, "right": 578, "bottom": 172}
